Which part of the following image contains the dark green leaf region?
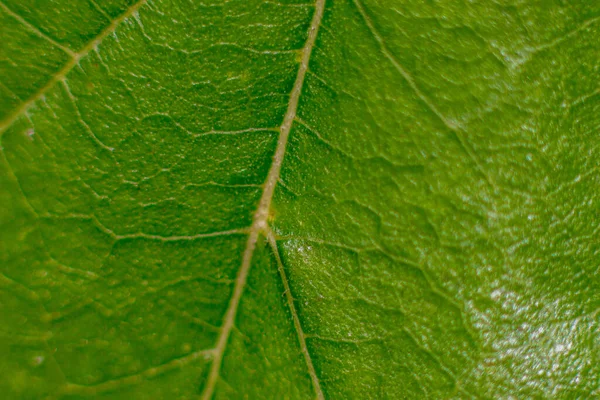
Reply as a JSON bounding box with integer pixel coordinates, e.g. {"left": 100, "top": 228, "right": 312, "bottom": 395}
{"left": 1, "top": 0, "right": 599, "bottom": 399}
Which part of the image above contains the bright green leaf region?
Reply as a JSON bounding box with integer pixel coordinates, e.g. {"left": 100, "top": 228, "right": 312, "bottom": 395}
{"left": 1, "top": 0, "right": 599, "bottom": 398}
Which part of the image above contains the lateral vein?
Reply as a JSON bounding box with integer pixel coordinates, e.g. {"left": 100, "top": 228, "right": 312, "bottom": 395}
{"left": 200, "top": 0, "right": 327, "bottom": 398}
{"left": 0, "top": 0, "right": 148, "bottom": 135}
{"left": 352, "top": 0, "right": 495, "bottom": 188}
{"left": 266, "top": 230, "right": 324, "bottom": 400}
{"left": 60, "top": 349, "right": 216, "bottom": 396}
{"left": 0, "top": 1, "right": 76, "bottom": 57}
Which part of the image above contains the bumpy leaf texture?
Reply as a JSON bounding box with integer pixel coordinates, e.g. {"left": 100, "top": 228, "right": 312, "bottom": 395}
{"left": 1, "top": 0, "right": 599, "bottom": 399}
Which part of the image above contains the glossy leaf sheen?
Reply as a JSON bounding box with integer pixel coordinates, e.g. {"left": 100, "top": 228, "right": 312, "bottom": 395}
{"left": 1, "top": 0, "right": 599, "bottom": 399}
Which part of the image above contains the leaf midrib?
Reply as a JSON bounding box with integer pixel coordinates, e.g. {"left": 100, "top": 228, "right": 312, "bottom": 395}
{"left": 200, "top": 1, "right": 327, "bottom": 399}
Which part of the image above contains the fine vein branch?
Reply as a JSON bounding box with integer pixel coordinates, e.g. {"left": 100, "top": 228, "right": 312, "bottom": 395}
{"left": 200, "top": 0, "right": 327, "bottom": 399}
{"left": 0, "top": 0, "right": 148, "bottom": 135}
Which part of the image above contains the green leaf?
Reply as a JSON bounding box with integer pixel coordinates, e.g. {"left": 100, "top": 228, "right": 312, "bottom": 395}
{"left": 1, "top": 0, "right": 599, "bottom": 398}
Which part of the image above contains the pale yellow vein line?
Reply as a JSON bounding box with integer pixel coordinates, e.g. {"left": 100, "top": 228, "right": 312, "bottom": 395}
{"left": 352, "top": 0, "right": 496, "bottom": 188}
{"left": 89, "top": 0, "right": 112, "bottom": 22}
{"left": 0, "top": 271, "right": 39, "bottom": 301}
{"left": 531, "top": 16, "right": 600, "bottom": 54}
{"left": 351, "top": 0, "right": 454, "bottom": 131}
{"left": 266, "top": 230, "right": 324, "bottom": 400}
{"left": 51, "top": 213, "right": 248, "bottom": 242}
{"left": 60, "top": 349, "right": 216, "bottom": 396}
{"left": 0, "top": 0, "right": 148, "bottom": 135}
{"left": 60, "top": 79, "right": 114, "bottom": 151}
{"left": 200, "top": 0, "right": 326, "bottom": 398}
{"left": 0, "top": 1, "right": 76, "bottom": 56}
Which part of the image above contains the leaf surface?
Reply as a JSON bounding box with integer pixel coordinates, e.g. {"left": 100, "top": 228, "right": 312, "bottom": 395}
{"left": 1, "top": 0, "right": 599, "bottom": 399}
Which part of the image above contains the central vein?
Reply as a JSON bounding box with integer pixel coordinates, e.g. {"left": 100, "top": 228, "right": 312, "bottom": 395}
{"left": 200, "top": 1, "right": 327, "bottom": 399}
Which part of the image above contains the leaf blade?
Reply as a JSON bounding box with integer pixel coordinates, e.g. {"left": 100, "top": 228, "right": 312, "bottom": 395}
{"left": 1, "top": 0, "right": 599, "bottom": 399}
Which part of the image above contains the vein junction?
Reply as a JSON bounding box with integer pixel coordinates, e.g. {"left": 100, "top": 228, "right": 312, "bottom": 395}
{"left": 200, "top": 0, "right": 327, "bottom": 399}
{"left": 0, "top": 0, "right": 148, "bottom": 135}
{"left": 2, "top": 0, "right": 326, "bottom": 396}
